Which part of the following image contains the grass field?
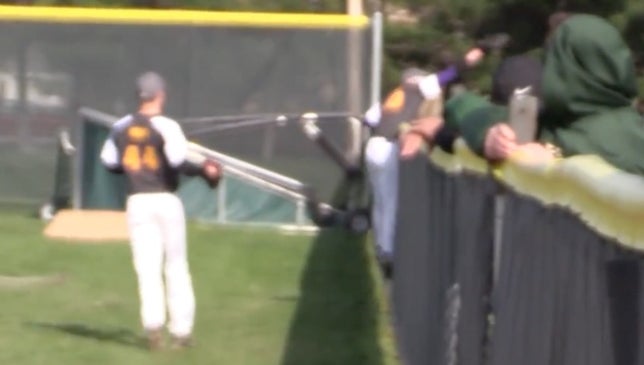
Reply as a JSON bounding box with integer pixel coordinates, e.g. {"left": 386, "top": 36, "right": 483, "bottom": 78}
{"left": 0, "top": 211, "right": 397, "bottom": 365}
{"left": 0, "top": 143, "right": 57, "bottom": 204}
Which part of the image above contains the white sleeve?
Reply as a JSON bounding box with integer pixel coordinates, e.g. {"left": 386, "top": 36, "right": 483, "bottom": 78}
{"left": 418, "top": 74, "right": 442, "bottom": 100}
{"left": 364, "top": 103, "right": 381, "bottom": 127}
{"left": 152, "top": 117, "right": 188, "bottom": 168}
{"left": 100, "top": 136, "right": 120, "bottom": 168}
{"left": 100, "top": 115, "right": 131, "bottom": 169}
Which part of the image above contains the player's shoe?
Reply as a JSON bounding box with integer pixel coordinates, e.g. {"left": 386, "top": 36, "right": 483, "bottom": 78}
{"left": 376, "top": 248, "right": 394, "bottom": 279}
{"left": 145, "top": 328, "right": 164, "bottom": 351}
{"left": 170, "top": 335, "right": 193, "bottom": 350}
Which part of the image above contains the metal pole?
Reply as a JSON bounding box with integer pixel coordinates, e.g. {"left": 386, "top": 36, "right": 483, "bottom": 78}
{"left": 370, "top": 11, "right": 384, "bottom": 106}
{"left": 17, "top": 38, "right": 28, "bottom": 149}
{"left": 72, "top": 118, "right": 85, "bottom": 209}
{"left": 217, "top": 177, "right": 227, "bottom": 224}
{"left": 296, "top": 198, "right": 306, "bottom": 226}
{"left": 346, "top": 0, "right": 364, "bottom": 164}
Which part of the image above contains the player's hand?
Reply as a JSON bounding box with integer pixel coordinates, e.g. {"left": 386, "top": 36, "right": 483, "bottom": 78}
{"left": 399, "top": 132, "right": 426, "bottom": 160}
{"left": 464, "top": 47, "right": 485, "bottom": 67}
{"left": 484, "top": 123, "right": 518, "bottom": 161}
{"left": 202, "top": 159, "right": 222, "bottom": 188}
{"left": 204, "top": 162, "right": 220, "bottom": 178}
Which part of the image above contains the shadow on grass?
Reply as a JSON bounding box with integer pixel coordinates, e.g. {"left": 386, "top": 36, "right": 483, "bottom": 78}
{"left": 24, "top": 322, "right": 145, "bottom": 349}
{"left": 279, "top": 228, "right": 387, "bottom": 365}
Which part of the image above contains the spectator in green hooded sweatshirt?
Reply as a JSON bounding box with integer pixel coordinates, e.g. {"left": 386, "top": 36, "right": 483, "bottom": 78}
{"left": 470, "top": 14, "right": 644, "bottom": 174}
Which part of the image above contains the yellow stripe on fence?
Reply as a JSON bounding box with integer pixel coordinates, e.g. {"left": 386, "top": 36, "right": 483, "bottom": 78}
{"left": 0, "top": 5, "right": 370, "bottom": 29}
{"left": 426, "top": 138, "right": 644, "bottom": 252}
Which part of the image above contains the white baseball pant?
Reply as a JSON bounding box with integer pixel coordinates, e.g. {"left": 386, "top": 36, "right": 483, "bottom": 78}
{"left": 365, "top": 136, "right": 399, "bottom": 257}
{"left": 126, "top": 192, "right": 195, "bottom": 337}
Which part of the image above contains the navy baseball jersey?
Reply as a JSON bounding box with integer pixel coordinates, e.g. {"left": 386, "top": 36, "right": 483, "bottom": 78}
{"left": 100, "top": 113, "right": 189, "bottom": 195}
{"left": 366, "top": 85, "right": 426, "bottom": 140}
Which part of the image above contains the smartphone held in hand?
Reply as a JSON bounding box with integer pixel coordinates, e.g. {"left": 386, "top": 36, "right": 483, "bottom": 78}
{"left": 508, "top": 87, "right": 539, "bottom": 144}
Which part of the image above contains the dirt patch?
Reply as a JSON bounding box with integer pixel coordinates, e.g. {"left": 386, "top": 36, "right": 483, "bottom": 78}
{"left": 44, "top": 210, "right": 128, "bottom": 243}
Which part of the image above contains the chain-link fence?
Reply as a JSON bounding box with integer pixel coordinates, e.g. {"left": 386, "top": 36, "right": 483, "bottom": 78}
{"left": 0, "top": 6, "right": 378, "bottom": 208}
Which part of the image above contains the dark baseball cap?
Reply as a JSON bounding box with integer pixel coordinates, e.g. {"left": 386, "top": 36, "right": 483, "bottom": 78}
{"left": 491, "top": 55, "right": 543, "bottom": 104}
{"left": 136, "top": 71, "right": 166, "bottom": 101}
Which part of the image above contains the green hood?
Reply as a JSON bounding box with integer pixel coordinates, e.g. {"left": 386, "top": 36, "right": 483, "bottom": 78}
{"left": 539, "top": 14, "right": 644, "bottom": 174}
{"left": 541, "top": 14, "right": 637, "bottom": 124}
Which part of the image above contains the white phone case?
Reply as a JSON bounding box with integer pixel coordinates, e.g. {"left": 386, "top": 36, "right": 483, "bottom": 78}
{"left": 508, "top": 87, "right": 539, "bottom": 144}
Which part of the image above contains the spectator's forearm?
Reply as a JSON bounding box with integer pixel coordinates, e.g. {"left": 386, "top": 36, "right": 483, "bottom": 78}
{"left": 460, "top": 106, "right": 508, "bottom": 157}
{"left": 409, "top": 116, "right": 444, "bottom": 139}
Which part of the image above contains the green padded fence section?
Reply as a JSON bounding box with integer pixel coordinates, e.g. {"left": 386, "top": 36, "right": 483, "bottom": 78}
{"left": 78, "top": 117, "right": 307, "bottom": 226}
{"left": 49, "top": 133, "right": 73, "bottom": 211}
{"left": 80, "top": 120, "right": 127, "bottom": 210}
{"left": 177, "top": 175, "right": 300, "bottom": 224}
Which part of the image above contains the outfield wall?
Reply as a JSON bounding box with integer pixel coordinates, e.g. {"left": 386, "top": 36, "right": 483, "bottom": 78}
{"left": 393, "top": 140, "right": 644, "bottom": 365}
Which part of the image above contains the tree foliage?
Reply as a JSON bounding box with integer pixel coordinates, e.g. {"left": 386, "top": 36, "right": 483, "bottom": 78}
{"left": 382, "top": 0, "right": 643, "bottom": 95}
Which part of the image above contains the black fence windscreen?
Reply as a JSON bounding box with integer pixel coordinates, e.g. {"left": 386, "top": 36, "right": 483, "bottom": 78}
{"left": 393, "top": 157, "right": 644, "bottom": 365}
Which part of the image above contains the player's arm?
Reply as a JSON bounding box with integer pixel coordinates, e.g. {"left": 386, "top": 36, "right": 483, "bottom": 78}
{"left": 159, "top": 118, "right": 222, "bottom": 186}
{"left": 406, "top": 34, "right": 511, "bottom": 100}
{"left": 159, "top": 119, "right": 190, "bottom": 169}
{"left": 409, "top": 48, "right": 485, "bottom": 100}
{"left": 100, "top": 132, "right": 124, "bottom": 174}
{"left": 363, "top": 102, "right": 381, "bottom": 129}
{"left": 157, "top": 118, "right": 200, "bottom": 174}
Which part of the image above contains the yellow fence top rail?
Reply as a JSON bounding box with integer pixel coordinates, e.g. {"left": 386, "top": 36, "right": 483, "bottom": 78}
{"left": 427, "top": 138, "right": 644, "bottom": 252}
{"left": 0, "top": 5, "right": 370, "bottom": 29}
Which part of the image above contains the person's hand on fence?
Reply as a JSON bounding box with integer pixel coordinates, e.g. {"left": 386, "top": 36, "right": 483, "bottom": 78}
{"left": 399, "top": 117, "right": 443, "bottom": 159}
{"left": 512, "top": 142, "right": 557, "bottom": 164}
{"left": 399, "top": 132, "right": 426, "bottom": 159}
{"left": 484, "top": 123, "right": 518, "bottom": 161}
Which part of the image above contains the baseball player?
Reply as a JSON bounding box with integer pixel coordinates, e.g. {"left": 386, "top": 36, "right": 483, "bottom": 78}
{"left": 364, "top": 68, "right": 429, "bottom": 272}
{"left": 100, "top": 72, "right": 221, "bottom": 350}
{"left": 364, "top": 48, "right": 486, "bottom": 274}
